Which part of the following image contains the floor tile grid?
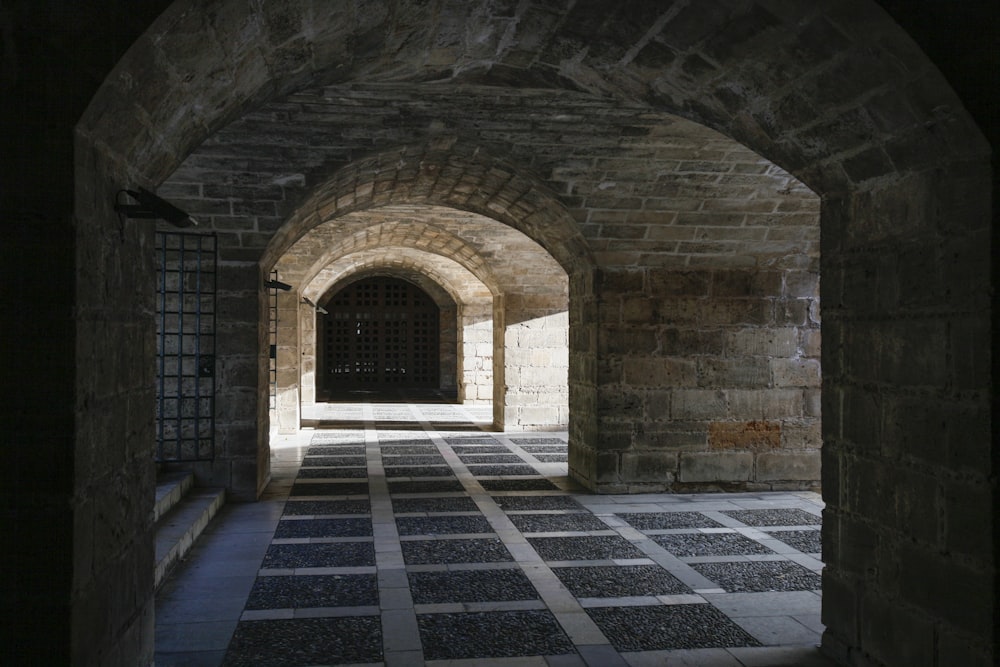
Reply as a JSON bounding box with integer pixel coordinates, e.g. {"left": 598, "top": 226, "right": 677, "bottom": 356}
{"left": 408, "top": 404, "right": 622, "bottom": 662}
{"left": 367, "top": 408, "right": 427, "bottom": 667}
{"left": 182, "top": 402, "right": 829, "bottom": 666}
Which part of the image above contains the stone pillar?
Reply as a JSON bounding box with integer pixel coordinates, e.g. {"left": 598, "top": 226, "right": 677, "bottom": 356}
{"left": 459, "top": 301, "right": 493, "bottom": 403}
{"left": 273, "top": 291, "right": 300, "bottom": 434}
{"left": 502, "top": 293, "right": 569, "bottom": 430}
{"left": 819, "top": 177, "right": 995, "bottom": 666}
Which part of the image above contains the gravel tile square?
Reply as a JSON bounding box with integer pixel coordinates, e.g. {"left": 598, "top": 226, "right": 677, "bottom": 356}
{"left": 409, "top": 568, "right": 539, "bottom": 603}
{"left": 479, "top": 479, "right": 559, "bottom": 491}
{"left": 722, "top": 508, "right": 821, "bottom": 526}
{"left": 417, "top": 610, "right": 575, "bottom": 660}
{"left": 388, "top": 479, "right": 465, "bottom": 494}
{"left": 380, "top": 455, "right": 445, "bottom": 466}
{"left": 652, "top": 532, "right": 776, "bottom": 557}
{"left": 444, "top": 437, "right": 497, "bottom": 444}
{"left": 380, "top": 445, "right": 437, "bottom": 455}
{"left": 616, "top": 511, "right": 723, "bottom": 530}
{"left": 508, "top": 513, "right": 610, "bottom": 533}
{"left": 274, "top": 518, "right": 372, "bottom": 539}
{"left": 289, "top": 482, "right": 368, "bottom": 497}
{"left": 764, "top": 529, "right": 822, "bottom": 553}
{"left": 528, "top": 535, "right": 645, "bottom": 561}
{"left": 245, "top": 574, "right": 378, "bottom": 609}
{"left": 492, "top": 496, "right": 583, "bottom": 511}
{"left": 586, "top": 604, "right": 760, "bottom": 651}
{"left": 552, "top": 564, "right": 691, "bottom": 597}
{"left": 468, "top": 464, "right": 539, "bottom": 476}
{"left": 301, "top": 456, "right": 366, "bottom": 467}
{"left": 392, "top": 496, "right": 479, "bottom": 513}
{"left": 401, "top": 538, "right": 513, "bottom": 565}
{"left": 533, "top": 454, "right": 568, "bottom": 462}
{"left": 282, "top": 500, "right": 371, "bottom": 516}
{"left": 396, "top": 515, "right": 493, "bottom": 536}
{"left": 223, "top": 616, "right": 381, "bottom": 666}
{"left": 384, "top": 465, "right": 455, "bottom": 478}
{"left": 458, "top": 454, "right": 524, "bottom": 464}
{"left": 520, "top": 445, "right": 567, "bottom": 453}
{"left": 305, "top": 445, "right": 366, "bottom": 455}
{"left": 452, "top": 445, "right": 510, "bottom": 454}
{"left": 509, "top": 438, "right": 566, "bottom": 445}
{"left": 691, "top": 561, "right": 822, "bottom": 592}
{"left": 297, "top": 467, "right": 367, "bottom": 479}
{"left": 261, "top": 542, "right": 376, "bottom": 569}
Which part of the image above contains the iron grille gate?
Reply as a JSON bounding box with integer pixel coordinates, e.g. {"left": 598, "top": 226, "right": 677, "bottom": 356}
{"left": 323, "top": 277, "right": 439, "bottom": 390}
{"left": 155, "top": 231, "right": 217, "bottom": 462}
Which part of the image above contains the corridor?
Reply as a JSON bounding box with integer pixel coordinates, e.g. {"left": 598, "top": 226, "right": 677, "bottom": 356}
{"left": 155, "top": 400, "right": 830, "bottom": 667}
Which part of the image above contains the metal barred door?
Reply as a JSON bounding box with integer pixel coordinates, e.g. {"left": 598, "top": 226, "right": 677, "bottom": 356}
{"left": 323, "top": 277, "right": 439, "bottom": 391}
{"left": 155, "top": 232, "right": 217, "bottom": 462}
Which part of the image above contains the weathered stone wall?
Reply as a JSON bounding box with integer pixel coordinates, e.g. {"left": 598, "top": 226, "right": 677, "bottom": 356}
{"left": 583, "top": 267, "right": 820, "bottom": 492}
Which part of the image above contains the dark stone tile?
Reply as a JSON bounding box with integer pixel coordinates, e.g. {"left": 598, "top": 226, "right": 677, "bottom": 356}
{"left": 274, "top": 518, "right": 372, "bottom": 539}
{"left": 533, "top": 454, "right": 568, "bottom": 462}
{"left": 479, "top": 479, "right": 559, "bottom": 491}
{"left": 223, "top": 616, "right": 381, "bottom": 666}
{"left": 245, "top": 574, "right": 378, "bottom": 609}
{"left": 379, "top": 444, "right": 438, "bottom": 455}
{"left": 417, "top": 611, "right": 575, "bottom": 660}
{"left": 508, "top": 513, "right": 610, "bottom": 533}
{"left": 388, "top": 479, "right": 465, "bottom": 494}
{"left": 409, "top": 568, "right": 538, "bottom": 603}
{"left": 261, "top": 542, "right": 376, "bottom": 569}
{"left": 401, "top": 538, "right": 513, "bottom": 565}
{"left": 459, "top": 454, "right": 524, "bottom": 464}
{"left": 306, "top": 446, "right": 366, "bottom": 456}
{"left": 383, "top": 465, "right": 455, "bottom": 478}
{"left": 396, "top": 515, "right": 493, "bottom": 536}
{"left": 296, "top": 467, "right": 367, "bottom": 479}
{"left": 616, "top": 511, "right": 723, "bottom": 530}
{"left": 722, "top": 508, "right": 822, "bottom": 527}
{"left": 652, "top": 532, "right": 776, "bottom": 557}
{"left": 520, "top": 445, "right": 567, "bottom": 453}
{"left": 509, "top": 438, "right": 566, "bottom": 445}
{"left": 691, "top": 561, "right": 822, "bottom": 592}
{"left": 289, "top": 482, "right": 368, "bottom": 497}
{"left": 527, "top": 535, "right": 645, "bottom": 561}
{"left": 766, "top": 529, "right": 822, "bottom": 553}
{"left": 392, "top": 496, "right": 479, "bottom": 513}
{"left": 452, "top": 445, "right": 510, "bottom": 454}
{"left": 380, "top": 455, "right": 445, "bottom": 466}
{"left": 282, "top": 500, "right": 370, "bottom": 516}
{"left": 492, "top": 495, "right": 583, "bottom": 511}
{"left": 552, "top": 564, "right": 691, "bottom": 597}
{"left": 301, "top": 456, "right": 366, "bottom": 467}
{"left": 586, "top": 604, "right": 760, "bottom": 651}
{"left": 467, "top": 464, "right": 538, "bottom": 476}
{"left": 443, "top": 437, "right": 497, "bottom": 444}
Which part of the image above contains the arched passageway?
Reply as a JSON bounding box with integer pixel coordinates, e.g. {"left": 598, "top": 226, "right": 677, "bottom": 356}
{"left": 18, "top": 1, "right": 987, "bottom": 665}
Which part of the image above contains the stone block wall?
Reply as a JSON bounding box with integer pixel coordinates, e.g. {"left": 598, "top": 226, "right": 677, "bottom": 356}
{"left": 578, "top": 267, "right": 820, "bottom": 493}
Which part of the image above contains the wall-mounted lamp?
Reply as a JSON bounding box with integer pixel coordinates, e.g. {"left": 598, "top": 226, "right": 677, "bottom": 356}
{"left": 302, "top": 297, "right": 329, "bottom": 315}
{"left": 115, "top": 187, "right": 198, "bottom": 228}
{"left": 264, "top": 278, "right": 292, "bottom": 291}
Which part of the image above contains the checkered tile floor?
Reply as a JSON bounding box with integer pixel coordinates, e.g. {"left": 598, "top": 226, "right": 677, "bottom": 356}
{"left": 155, "top": 401, "right": 833, "bottom": 667}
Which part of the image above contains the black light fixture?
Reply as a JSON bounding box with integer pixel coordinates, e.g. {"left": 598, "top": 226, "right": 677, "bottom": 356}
{"left": 264, "top": 278, "right": 292, "bottom": 291}
{"left": 302, "top": 297, "right": 329, "bottom": 315}
{"left": 115, "top": 187, "right": 198, "bottom": 228}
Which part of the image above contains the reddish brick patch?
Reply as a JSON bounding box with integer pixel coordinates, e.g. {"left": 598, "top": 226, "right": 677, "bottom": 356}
{"left": 708, "top": 421, "right": 781, "bottom": 451}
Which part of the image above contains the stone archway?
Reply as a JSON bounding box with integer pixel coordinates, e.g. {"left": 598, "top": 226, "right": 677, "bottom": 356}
{"left": 72, "top": 2, "right": 993, "bottom": 665}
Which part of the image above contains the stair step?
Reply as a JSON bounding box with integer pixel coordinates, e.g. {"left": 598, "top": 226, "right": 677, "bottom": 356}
{"left": 154, "top": 487, "right": 225, "bottom": 589}
{"left": 153, "top": 471, "right": 194, "bottom": 523}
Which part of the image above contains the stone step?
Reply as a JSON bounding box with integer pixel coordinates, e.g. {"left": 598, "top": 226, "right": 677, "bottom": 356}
{"left": 154, "top": 484, "right": 225, "bottom": 589}
{"left": 153, "top": 470, "right": 194, "bottom": 523}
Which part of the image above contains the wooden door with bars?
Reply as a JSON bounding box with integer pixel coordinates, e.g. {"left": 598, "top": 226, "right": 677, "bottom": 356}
{"left": 323, "top": 277, "right": 440, "bottom": 391}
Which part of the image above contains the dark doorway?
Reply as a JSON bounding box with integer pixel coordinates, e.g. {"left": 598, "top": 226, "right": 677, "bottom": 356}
{"left": 322, "top": 277, "right": 441, "bottom": 394}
